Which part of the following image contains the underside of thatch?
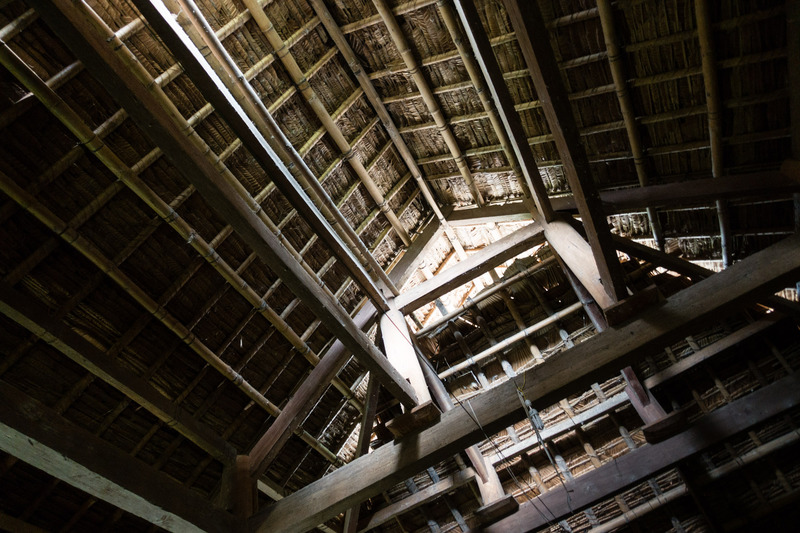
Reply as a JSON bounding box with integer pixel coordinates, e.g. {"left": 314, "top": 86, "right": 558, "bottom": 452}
{"left": 0, "top": 0, "right": 798, "bottom": 531}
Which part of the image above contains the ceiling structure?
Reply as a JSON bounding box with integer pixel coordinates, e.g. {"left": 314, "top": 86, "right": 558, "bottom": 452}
{"left": 0, "top": 0, "right": 799, "bottom": 532}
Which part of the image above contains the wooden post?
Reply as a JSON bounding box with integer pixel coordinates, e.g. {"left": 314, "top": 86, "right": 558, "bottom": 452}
{"left": 233, "top": 456, "right": 256, "bottom": 519}
{"left": 381, "top": 303, "right": 432, "bottom": 407}
{"left": 621, "top": 367, "right": 687, "bottom": 443}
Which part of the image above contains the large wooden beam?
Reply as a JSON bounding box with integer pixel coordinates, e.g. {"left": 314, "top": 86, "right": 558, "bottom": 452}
{"left": 246, "top": 218, "right": 440, "bottom": 479}
{"left": 482, "top": 372, "right": 800, "bottom": 532}
{"left": 612, "top": 235, "right": 800, "bottom": 319}
{"left": 0, "top": 381, "right": 240, "bottom": 533}
{"left": 358, "top": 468, "right": 476, "bottom": 532}
{"left": 447, "top": 170, "right": 800, "bottom": 225}
{"left": 31, "top": 0, "right": 417, "bottom": 409}
{"left": 395, "top": 222, "right": 545, "bottom": 313}
{"left": 0, "top": 281, "right": 235, "bottom": 464}
{"left": 452, "top": 0, "right": 553, "bottom": 221}
{"left": 500, "top": 0, "right": 627, "bottom": 302}
{"left": 249, "top": 234, "right": 800, "bottom": 533}
{"left": 137, "top": 0, "right": 389, "bottom": 310}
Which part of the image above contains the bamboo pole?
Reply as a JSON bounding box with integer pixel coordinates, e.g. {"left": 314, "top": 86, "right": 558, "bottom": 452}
{"left": 436, "top": 0, "right": 531, "bottom": 201}
{"left": 370, "top": 0, "right": 485, "bottom": 207}
{"left": 239, "top": 0, "right": 412, "bottom": 247}
{"left": 596, "top": 0, "right": 664, "bottom": 251}
{"left": 438, "top": 301, "right": 583, "bottom": 380}
{"left": 308, "top": 0, "right": 470, "bottom": 262}
{"left": 696, "top": 0, "right": 732, "bottom": 268}
{"left": 416, "top": 256, "right": 558, "bottom": 337}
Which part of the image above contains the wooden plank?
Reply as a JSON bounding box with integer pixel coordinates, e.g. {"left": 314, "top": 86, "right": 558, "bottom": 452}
{"left": 0, "top": 281, "right": 235, "bottom": 464}
{"left": 501, "top": 0, "right": 627, "bottom": 302}
{"left": 31, "top": 0, "right": 417, "bottom": 409}
{"left": 544, "top": 219, "right": 616, "bottom": 309}
{"left": 0, "top": 381, "right": 240, "bottom": 533}
{"left": 358, "top": 468, "right": 476, "bottom": 532}
{"left": 249, "top": 234, "right": 800, "bottom": 533}
{"left": 395, "top": 222, "right": 545, "bottom": 313}
{"left": 482, "top": 372, "right": 800, "bottom": 532}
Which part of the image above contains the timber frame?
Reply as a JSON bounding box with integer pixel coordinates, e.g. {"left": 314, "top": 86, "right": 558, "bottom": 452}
{"left": 0, "top": 0, "right": 798, "bottom": 532}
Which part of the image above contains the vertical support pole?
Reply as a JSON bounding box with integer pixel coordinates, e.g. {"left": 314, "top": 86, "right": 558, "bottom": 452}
{"left": 234, "top": 455, "right": 256, "bottom": 518}
{"left": 343, "top": 377, "right": 380, "bottom": 533}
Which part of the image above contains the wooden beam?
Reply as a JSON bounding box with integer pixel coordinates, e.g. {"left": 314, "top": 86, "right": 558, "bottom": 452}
{"left": 249, "top": 234, "right": 800, "bottom": 533}
{"left": 0, "top": 381, "right": 240, "bottom": 533}
{"left": 344, "top": 378, "right": 380, "bottom": 533}
{"left": 545, "top": 218, "right": 616, "bottom": 309}
{"left": 612, "top": 235, "right": 800, "bottom": 319}
{"left": 246, "top": 218, "right": 439, "bottom": 479}
{"left": 501, "top": 0, "right": 627, "bottom": 302}
{"left": 395, "top": 222, "right": 545, "bottom": 313}
{"left": 31, "top": 0, "right": 418, "bottom": 409}
{"left": 0, "top": 281, "right": 235, "bottom": 464}
{"left": 248, "top": 302, "right": 377, "bottom": 479}
{"left": 447, "top": 171, "right": 800, "bottom": 224}
{"left": 358, "top": 468, "right": 476, "bottom": 532}
{"left": 486, "top": 392, "right": 629, "bottom": 466}
{"left": 452, "top": 0, "right": 553, "bottom": 221}
{"left": 482, "top": 372, "right": 800, "bottom": 532}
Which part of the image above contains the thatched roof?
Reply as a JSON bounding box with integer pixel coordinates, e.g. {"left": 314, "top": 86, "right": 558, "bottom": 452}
{"left": 0, "top": 0, "right": 798, "bottom": 531}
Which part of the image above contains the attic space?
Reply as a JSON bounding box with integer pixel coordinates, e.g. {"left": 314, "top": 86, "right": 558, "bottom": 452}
{"left": 1, "top": 0, "right": 799, "bottom": 532}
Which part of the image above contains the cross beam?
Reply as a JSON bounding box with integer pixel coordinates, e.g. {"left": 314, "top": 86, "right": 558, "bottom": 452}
{"left": 249, "top": 234, "right": 800, "bottom": 532}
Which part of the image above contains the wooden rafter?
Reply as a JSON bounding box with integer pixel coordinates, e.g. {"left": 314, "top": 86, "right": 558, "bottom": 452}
{"left": 452, "top": 0, "right": 554, "bottom": 221}
{"left": 500, "top": 0, "right": 627, "bottom": 302}
{"left": 0, "top": 381, "right": 240, "bottom": 533}
{"left": 483, "top": 372, "right": 800, "bottom": 532}
{"left": 249, "top": 233, "right": 800, "bottom": 532}
{"left": 246, "top": 214, "right": 441, "bottom": 480}
{"left": 695, "top": 0, "right": 734, "bottom": 268}
{"left": 29, "top": 0, "right": 418, "bottom": 408}
{"left": 395, "top": 222, "right": 545, "bottom": 314}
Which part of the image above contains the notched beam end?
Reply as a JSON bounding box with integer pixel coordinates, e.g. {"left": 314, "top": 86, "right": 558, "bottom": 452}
{"left": 474, "top": 493, "right": 519, "bottom": 527}
{"left": 385, "top": 401, "right": 441, "bottom": 441}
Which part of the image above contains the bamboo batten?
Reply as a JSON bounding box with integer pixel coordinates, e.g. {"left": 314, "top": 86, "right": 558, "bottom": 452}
{"left": 0, "top": 35, "right": 352, "bottom": 466}
{"left": 436, "top": 0, "right": 529, "bottom": 199}
{"left": 696, "top": 0, "right": 732, "bottom": 268}
{"left": 438, "top": 301, "right": 583, "bottom": 380}
{"left": 370, "top": 0, "right": 485, "bottom": 207}
{"left": 416, "top": 256, "right": 558, "bottom": 337}
{"left": 169, "top": 0, "right": 400, "bottom": 301}
{"left": 596, "top": 0, "right": 664, "bottom": 251}
{"left": 308, "top": 0, "right": 469, "bottom": 262}
{"left": 239, "top": 0, "right": 412, "bottom": 248}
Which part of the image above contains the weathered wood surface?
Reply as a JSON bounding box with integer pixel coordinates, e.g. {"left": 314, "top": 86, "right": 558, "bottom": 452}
{"left": 0, "top": 381, "right": 240, "bottom": 533}
{"left": 395, "top": 222, "right": 545, "bottom": 313}
{"left": 358, "top": 468, "right": 476, "bottom": 532}
{"left": 250, "top": 234, "right": 800, "bottom": 533}
{"left": 31, "top": 0, "right": 418, "bottom": 409}
{"left": 480, "top": 372, "right": 800, "bottom": 532}
{"left": 0, "top": 281, "right": 235, "bottom": 463}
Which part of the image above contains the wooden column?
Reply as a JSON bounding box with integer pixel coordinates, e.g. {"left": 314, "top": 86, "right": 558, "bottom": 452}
{"left": 381, "top": 303, "right": 432, "bottom": 407}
